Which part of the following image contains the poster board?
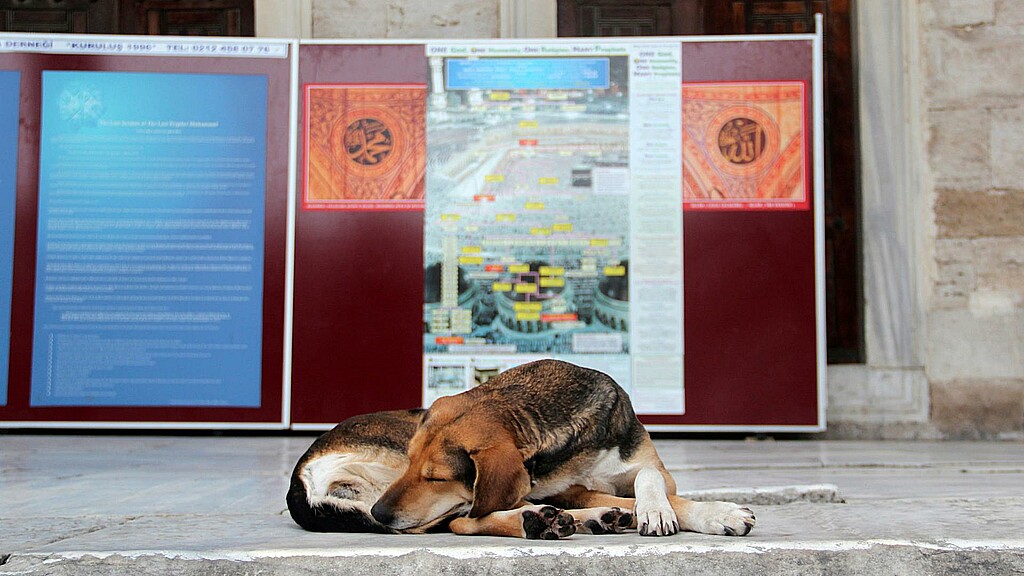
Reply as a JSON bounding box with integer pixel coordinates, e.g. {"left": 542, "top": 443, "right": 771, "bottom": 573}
{"left": 0, "top": 35, "right": 294, "bottom": 428}
{"left": 290, "top": 33, "right": 825, "bottom": 432}
{"left": 0, "top": 30, "right": 824, "bottom": 431}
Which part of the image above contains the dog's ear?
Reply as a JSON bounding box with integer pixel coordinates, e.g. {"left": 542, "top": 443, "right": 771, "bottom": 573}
{"left": 467, "top": 440, "right": 530, "bottom": 518}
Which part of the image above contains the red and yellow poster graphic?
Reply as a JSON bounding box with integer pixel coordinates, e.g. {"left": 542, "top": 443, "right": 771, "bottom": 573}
{"left": 681, "top": 82, "right": 808, "bottom": 211}
{"left": 303, "top": 84, "right": 427, "bottom": 211}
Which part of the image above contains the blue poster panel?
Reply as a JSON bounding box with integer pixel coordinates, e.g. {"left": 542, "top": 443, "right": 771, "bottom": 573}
{"left": 445, "top": 58, "right": 610, "bottom": 90}
{"left": 31, "top": 71, "right": 267, "bottom": 407}
{"left": 0, "top": 70, "right": 19, "bottom": 406}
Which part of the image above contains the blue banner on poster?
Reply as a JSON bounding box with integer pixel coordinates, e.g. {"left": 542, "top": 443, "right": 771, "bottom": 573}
{"left": 446, "top": 58, "right": 610, "bottom": 90}
{"left": 0, "top": 70, "right": 19, "bottom": 407}
{"left": 31, "top": 71, "right": 267, "bottom": 407}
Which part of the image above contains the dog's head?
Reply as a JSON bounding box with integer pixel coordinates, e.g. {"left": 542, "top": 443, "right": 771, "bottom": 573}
{"left": 369, "top": 395, "right": 531, "bottom": 531}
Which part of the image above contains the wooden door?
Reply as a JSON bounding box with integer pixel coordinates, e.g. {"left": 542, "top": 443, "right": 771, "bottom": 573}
{"left": 0, "top": 0, "right": 253, "bottom": 36}
{"left": 120, "top": 0, "right": 253, "bottom": 36}
{"left": 558, "top": 0, "right": 862, "bottom": 363}
{"left": 0, "top": 0, "right": 118, "bottom": 33}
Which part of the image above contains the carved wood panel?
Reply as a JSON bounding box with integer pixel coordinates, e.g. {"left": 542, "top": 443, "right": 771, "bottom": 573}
{"left": 0, "top": 0, "right": 253, "bottom": 36}
{"left": 121, "top": 0, "right": 253, "bottom": 36}
{"left": 706, "top": 0, "right": 825, "bottom": 33}
{"left": 0, "top": 0, "right": 117, "bottom": 33}
{"left": 558, "top": 0, "right": 707, "bottom": 37}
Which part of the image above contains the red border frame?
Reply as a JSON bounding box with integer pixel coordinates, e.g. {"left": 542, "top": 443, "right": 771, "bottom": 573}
{"left": 682, "top": 80, "right": 811, "bottom": 212}
{"left": 301, "top": 83, "right": 428, "bottom": 212}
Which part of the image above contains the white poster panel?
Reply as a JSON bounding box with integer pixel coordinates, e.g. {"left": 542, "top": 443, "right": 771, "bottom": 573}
{"left": 422, "top": 41, "right": 684, "bottom": 414}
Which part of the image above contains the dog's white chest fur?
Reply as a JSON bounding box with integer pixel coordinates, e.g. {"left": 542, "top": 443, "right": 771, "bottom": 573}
{"left": 528, "top": 448, "right": 636, "bottom": 499}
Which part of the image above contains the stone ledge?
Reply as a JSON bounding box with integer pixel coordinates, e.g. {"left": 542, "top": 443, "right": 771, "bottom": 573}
{"left": 681, "top": 484, "right": 843, "bottom": 505}
{"left": 4, "top": 540, "right": 1023, "bottom": 576}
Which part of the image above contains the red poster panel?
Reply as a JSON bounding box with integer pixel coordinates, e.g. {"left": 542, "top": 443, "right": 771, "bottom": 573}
{"left": 646, "top": 39, "right": 821, "bottom": 429}
{"left": 0, "top": 37, "right": 292, "bottom": 428}
{"left": 290, "top": 44, "right": 428, "bottom": 426}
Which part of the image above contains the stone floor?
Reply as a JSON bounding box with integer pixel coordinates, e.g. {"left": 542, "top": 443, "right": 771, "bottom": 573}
{"left": 2, "top": 434, "right": 1023, "bottom": 575}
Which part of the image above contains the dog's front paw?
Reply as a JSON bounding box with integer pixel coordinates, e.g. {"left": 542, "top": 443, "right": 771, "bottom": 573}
{"left": 573, "top": 507, "right": 634, "bottom": 534}
{"left": 521, "top": 505, "right": 577, "bottom": 540}
{"left": 635, "top": 500, "right": 679, "bottom": 536}
{"left": 685, "top": 501, "right": 756, "bottom": 536}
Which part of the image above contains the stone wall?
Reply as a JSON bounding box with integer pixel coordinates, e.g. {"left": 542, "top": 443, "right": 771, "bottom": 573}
{"left": 311, "top": 0, "right": 500, "bottom": 38}
{"left": 923, "top": 0, "right": 1024, "bottom": 439}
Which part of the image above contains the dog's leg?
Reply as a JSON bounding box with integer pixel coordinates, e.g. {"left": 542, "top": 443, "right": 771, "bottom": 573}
{"left": 633, "top": 467, "right": 679, "bottom": 536}
{"left": 548, "top": 480, "right": 755, "bottom": 537}
{"left": 634, "top": 467, "right": 755, "bottom": 536}
{"left": 564, "top": 507, "right": 634, "bottom": 534}
{"left": 540, "top": 486, "right": 636, "bottom": 534}
{"left": 449, "top": 504, "right": 577, "bottom": 539}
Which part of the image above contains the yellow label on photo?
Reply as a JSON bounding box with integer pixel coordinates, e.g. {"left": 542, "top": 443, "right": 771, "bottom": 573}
{"left": 604, "top": 266, "right": 626, "bottom": 276}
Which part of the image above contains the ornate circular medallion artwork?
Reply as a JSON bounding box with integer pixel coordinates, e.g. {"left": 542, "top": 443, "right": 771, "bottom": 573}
{"left": 304, "top": 85, "right": 426, "bottom": 206}
{"left": 705, "top": 105, "right": 779, "bottom": 177}
{"left": 717, "top": 117, "right": 766, "bottom": 165}
{"left": 344, "top": 118, "right": 393, "bottom": 166}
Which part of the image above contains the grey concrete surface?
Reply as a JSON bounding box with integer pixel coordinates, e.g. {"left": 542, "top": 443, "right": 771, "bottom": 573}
{"left": 2, "top": 435, "right": 1023, "bottom": 575}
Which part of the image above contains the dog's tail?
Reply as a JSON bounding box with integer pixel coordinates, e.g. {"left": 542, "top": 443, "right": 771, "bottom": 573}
{"left": 286, "top": 473, "right": 396, "bottom": 534}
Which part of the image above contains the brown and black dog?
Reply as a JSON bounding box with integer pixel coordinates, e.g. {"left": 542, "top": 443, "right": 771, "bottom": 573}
{"left": 287, "top": 359, "right": 755, "bottom": 539}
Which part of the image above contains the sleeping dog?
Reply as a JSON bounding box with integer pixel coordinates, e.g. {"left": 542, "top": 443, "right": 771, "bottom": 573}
{"left": 287, "top": 359, "right": 755, "bottom": 539}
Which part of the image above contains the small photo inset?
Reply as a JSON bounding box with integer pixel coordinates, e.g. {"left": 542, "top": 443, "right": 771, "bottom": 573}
{"left": 427, "top": 364, "right": 466, "bottom": 393}
{"left": 472, "top": 365, "right": 504, "bottom": 388}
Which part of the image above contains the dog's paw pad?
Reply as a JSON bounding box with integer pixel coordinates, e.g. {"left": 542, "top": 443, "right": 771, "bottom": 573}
{"left": 522, "top": 505, "right": 576, "bottom": 540}
{"left": 575, "top": 507, "right": 634, "bottom": 535}
{"left": 602, "top": 507, "right": 635, "bottom": 532}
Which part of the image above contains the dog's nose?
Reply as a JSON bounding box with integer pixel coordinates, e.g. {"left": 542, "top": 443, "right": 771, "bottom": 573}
{"left": 370, "top": 501, "right": 393, "bottom": 526}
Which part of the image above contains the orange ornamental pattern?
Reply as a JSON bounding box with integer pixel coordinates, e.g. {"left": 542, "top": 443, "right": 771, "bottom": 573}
{"left": 681, "top": 82, "right": 808, "bottom": 211}
{"left": 303, "top": 84, "right": 427, "bottom": 210}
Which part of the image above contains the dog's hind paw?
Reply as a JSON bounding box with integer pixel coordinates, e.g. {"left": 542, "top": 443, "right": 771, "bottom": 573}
{"left": 686, "top": 501, "right": 756, "bottom": 536}
{"left": 572, "top": 507, "right": 634, "bottom": 535}
{"left": 521, "top": 505, "right": 577, "bottom": 540}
